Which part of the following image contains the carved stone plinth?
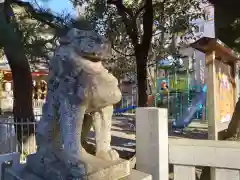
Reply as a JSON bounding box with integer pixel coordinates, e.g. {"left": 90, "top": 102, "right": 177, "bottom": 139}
{"left": 4, "top": 152, "right": 131, "bottom": 180}
{"left": 4, "top": 165, "right": 152, "bottom": 180}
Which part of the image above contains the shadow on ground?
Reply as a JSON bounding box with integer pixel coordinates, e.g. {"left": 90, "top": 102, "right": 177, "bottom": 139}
{"left": 85, "top": 116, "right": 209, "bottom": 179}
{"left": 86, "top": 130, "right": 135, "bottom": 159}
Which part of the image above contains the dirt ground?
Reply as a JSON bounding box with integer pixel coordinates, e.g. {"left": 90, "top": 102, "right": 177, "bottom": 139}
{"left": 86, "top": 116, "right": 209, "bottom": 180}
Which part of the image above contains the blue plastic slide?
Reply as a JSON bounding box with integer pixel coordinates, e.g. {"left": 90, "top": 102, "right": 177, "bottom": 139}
{"left": 172, "top": 84, "right": 207, "bottom": 129}
{"left": 113, "top": 105, "right": 137, "bottom": 114}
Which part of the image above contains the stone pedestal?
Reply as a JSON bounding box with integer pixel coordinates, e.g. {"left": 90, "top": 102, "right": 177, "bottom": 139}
{"left": 3, "top": 153, "right": 152, "bottom": 180}
{"left": 4, "top": 152, "right": 133, "bottom": 180}
{"left": 136, "top": 108, "right": 168, "bottom": 180}
{"left": 4, "top": 165, "right": 152, "bottom": 180}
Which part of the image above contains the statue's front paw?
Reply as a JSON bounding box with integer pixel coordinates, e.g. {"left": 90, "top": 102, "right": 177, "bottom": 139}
{"left": 68, "top": 161, "right": 86, "bottom": 179}
{"left": 96, "top": 149, "right": 119, "bottom": 161}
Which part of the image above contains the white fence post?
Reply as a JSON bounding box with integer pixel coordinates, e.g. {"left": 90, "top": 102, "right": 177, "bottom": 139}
{"left": 136, "top": 107, "right": 168, "bottom": 180}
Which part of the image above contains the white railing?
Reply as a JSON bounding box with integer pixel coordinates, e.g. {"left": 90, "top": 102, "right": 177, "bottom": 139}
{"left": 136, "top": 107, "right": 240, "bottom": 180}
{"left": 169, "top": 139, "right": 240, "bottom": 180}
{"left": 4, "top": 107, "right": 240, "bottom": 180}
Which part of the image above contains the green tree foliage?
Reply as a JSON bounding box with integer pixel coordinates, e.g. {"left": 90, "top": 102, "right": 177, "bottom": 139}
{"left": 5, "top": 2, "right": 72, "bottom": 65}
{"left": 0, "top": 0, "right": 71, "bottom": 146}
{"left": 214, "top": 6, "right": 240, "bottom": 52}
{"left": 202, "top": 1, "right": 240, "bottom": 52}
{"left": 71, "top": 0, "right": 204, "bottom": 106}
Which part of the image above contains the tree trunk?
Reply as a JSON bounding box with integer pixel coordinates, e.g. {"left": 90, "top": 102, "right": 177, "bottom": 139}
{"left": 4, "top": 48, "right": 34, "bottom": 120}
{"left": 5, "top": 51, "right": 34, "bottom": 124}
{"left": 136, "top": 51, "right": 148, "bottom": 107}
{"left": 4, "top": 38, "right": 35, "bottom": 153}
{"left": 214, "top": 6, "right": 240, "bottom": 138}
{"left": 225, "top": 97, "right": 240, "bottom": 138}
{"left": 0, "top": 3, "right": 34, "bottom": 152}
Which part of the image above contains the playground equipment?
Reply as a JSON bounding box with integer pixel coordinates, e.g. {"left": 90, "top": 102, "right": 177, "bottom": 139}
{"left": 172, "top": 37, "right": 240, "bottom": 131}
{"left": 172, "top": 84, "right": 207, "bottom": 129}
{"left": 156, "top": 54, "right": 206, "bottom": 122}
{"left": 114, "top": 54, "right": 206, "bottom": 126}
{"left": 115, "top": 37, "right": 240, "bottom": 135}
{"left": 113, "top": 105, "right": 137, "bottom": 114}
{"left": 114, "top": 55, "right": 202, "bottom": 123}
{"left": 113, "top": 94, "right": 137, "bottom": 114}
{"left": 160, "top": 80, "right": 169, "bottom": 94}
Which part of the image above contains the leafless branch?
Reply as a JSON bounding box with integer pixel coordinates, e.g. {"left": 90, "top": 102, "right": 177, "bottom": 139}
{"left": 107, "top": 0, "right": 139, "bottom": 47}
{"left": 136, "top": 2, "right": 165, "bottom": 18}
{"left": 33, "top": 0, "right": 41, "bottom": 9}
{"left": 111, "top": 42, "right": 135, "bottom": 57}
{"left": 12, "top": 0, "right": 67, "bottom": 33}
{"left": 107, "top": 0, "right": 134, "bottom": 17}
{"left": 135, "top": 5, "right": 146, "bottom": 17}
{"left": 152, "top": 31, "right": 162, "bottom": 37}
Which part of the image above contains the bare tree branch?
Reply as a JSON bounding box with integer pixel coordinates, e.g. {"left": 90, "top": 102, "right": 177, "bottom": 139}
{"left": 111, "top": 42, "right": 135, "bottom": 57}
{"left": 136, "top": 2, "right": 164, "bottom": 18}
{"left": 107, "top": 0, "right": 134, "bottom": 17}
{"left": 152, "top": 31, "right": 163, "bottom": 37}
{"left": 107, "top": 0, "right": 139, "bottom": 47}
{"left": 11, "top": 0, "right": 66, "bottom": 33}
{"left": 33, "top": 0, "right": 41, "bottom": 9}
{"left": 135, "top": 5, "right": 146, "bottom": 17}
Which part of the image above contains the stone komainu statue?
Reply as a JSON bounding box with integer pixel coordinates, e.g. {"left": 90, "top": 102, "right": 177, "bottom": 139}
{"left": 34, "top": 27, "right": 122, "bottom": 172}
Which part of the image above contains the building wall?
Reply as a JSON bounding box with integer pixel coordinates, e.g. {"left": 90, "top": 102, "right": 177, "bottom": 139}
{"left": 179, "top": 4, "right": 215, "bottom": 89}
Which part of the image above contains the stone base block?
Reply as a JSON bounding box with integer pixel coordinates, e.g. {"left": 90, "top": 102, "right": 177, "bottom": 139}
{"left": 122, "top": 170, "right": 152, "bottom": 180}
{"left": 5, "top": 151, "right": 130, "bottom": 180}
{"left": 5, "top": 166, "right": 152, "bottom": 180}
